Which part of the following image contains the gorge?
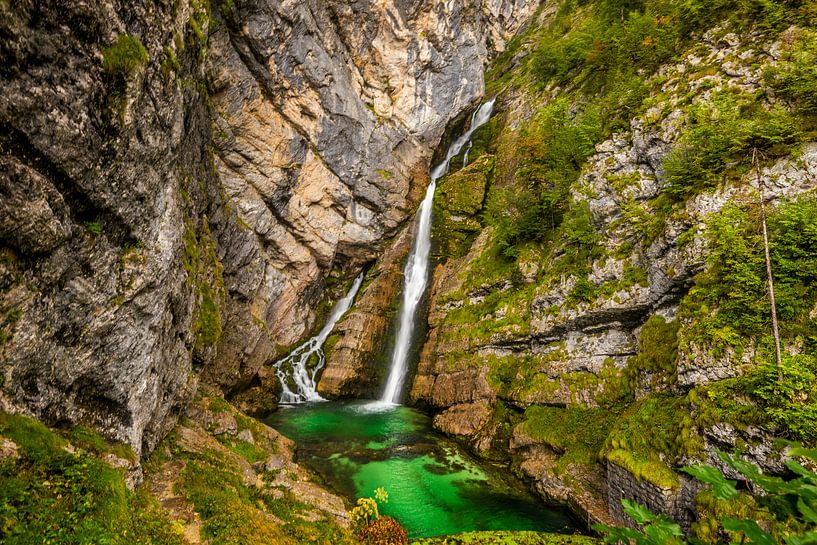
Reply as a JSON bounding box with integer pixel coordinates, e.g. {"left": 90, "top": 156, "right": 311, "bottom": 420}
{"left": 2, "top": 0, "right": 817, "bottom": 544}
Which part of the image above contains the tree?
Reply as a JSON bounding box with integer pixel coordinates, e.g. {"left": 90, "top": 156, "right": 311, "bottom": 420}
{"left": 754, "top": 148, "right": 783, "bottom": 381}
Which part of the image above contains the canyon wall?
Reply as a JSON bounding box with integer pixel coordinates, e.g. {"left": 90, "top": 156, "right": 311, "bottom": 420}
{"left": 0, "top": 0, "right": 539, "bottom": 455}
{"left": 324, "top": 1, "right": 817, "bottom": 530}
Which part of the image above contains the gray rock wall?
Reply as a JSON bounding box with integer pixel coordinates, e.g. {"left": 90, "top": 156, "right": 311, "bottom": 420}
{"left": 607, "top": 462, "right": 702, "bottom": 532}
{"left": 0, "top": 0, "right": 540, "bottom": 455}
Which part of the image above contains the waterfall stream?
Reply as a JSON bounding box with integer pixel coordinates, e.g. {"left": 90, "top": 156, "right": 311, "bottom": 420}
{"left": 274, "top": 272, "right": 364, "bottom": 403}
{"left": 380, "top": 99, "right": 496, "bottom": 404}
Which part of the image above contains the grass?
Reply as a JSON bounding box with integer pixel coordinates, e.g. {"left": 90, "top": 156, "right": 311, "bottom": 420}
{"left": 153, "top": 393, "right": 353, "bottom": 545}
{"left": 102, "top": 34, "right": 149, "bottom": 75}
{"left": 0, "top": 412, "right": 184, "bottom": 545}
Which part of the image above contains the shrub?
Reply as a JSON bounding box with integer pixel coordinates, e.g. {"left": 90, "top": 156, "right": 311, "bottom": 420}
{"left": 102, "top": 34, "right": 149, "bottom": 75}
{"left": 679, "top": 197, "right": 817, "bottom": 356}
{"left": 357, "top": 516, "right": 408, "bottom": 545}
{"left": 349, "top": 488, "right": 407, "bottom": 545}
{"left": 663, "top": 92, "right": 799, "bottom": 200}
{"left": 766, "top": 29, "right": 817, "bottom": 115}
{"left": 752, "top": 354, "right": 817, "bottom": 442}
{"left": 483, "top": 100, "right": 601, "bottom": 259}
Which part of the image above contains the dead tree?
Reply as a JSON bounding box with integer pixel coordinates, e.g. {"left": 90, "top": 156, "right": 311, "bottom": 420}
{"left": 753, "top": 148, "right": 783, "bottom": 381}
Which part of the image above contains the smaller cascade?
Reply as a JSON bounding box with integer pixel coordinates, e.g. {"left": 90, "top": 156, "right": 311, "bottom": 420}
{"left": 274, "top": 273, "right": 364, "bottom": 403}
{"left": 380, "top": 99, "right": 496, "bottom": 405}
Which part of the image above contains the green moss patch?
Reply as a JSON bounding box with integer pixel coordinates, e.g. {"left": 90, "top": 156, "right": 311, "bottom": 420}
{"left": 102, "top": 34, "right": 149, "bottom": 75}
{"left": 183, "top": 220, "right": 226, "bottom": 349}
{"left": 522, "top": 405, "right": 620, "bottom": 474}
{"left": 603, "top": 395, "right": 702, "bottom": 490}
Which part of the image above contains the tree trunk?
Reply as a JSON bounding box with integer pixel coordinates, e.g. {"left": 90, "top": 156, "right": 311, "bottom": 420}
{"left": 754, "top": 148, "right": 783, "bottom": 381}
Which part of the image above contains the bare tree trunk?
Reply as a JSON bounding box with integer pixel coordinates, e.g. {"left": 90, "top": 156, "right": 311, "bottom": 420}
{"left": 754, "top": 148, "right": 783, "bottom": 381}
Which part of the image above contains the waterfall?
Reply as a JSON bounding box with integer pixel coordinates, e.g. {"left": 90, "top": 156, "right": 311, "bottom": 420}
{"left": 274, "top": 272, "right": 364, "bottom": 403}
{"left": 380, "top": 99, "right": 496, "bottom": 404}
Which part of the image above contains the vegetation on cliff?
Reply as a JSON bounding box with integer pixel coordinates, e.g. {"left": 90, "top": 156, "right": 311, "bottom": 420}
{"left": 421, "top": 0, "right": 817, "bottom": 536}
{"left": 0, "top": 412, "right": 184, "bottom": 545}
{"left": 596, "top": 446, "right": 817, "bottom": 544}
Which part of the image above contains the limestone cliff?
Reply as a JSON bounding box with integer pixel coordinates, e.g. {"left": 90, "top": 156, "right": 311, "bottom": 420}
{"left": 0, "top": 0, "right": 539, "bottom": 455}
{"left": 327, "top": 0, "right": 817, "bottom": 533}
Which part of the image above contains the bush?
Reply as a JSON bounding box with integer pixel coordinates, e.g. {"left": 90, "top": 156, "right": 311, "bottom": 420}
{"left": 483, "top": 99, "right": 601, "bottom": 259}
{"left": 663, "top": 92, "right": 799, "bottom": 200}
{"left": 680, "top": 197, "right": 817, "bottom": 354}
{"left": 102, "top": 34, "right": 149, "bottom": 75}
{"left": 752, "top": 354, "right": 817, "bottom": 442}
{"left": 766, "top": 30, "right": 817, "bottom": 115}
{"left": 357, "top": 516, "right": 408, "bottom": 545}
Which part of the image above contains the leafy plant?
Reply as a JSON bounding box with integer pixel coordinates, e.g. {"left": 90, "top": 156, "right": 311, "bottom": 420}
{"left": 349, "top": 488, "right": 407, "bottom": 545}
{"left": 595, "top": 445, "right": 817, "bottom": 544}
{"left": 0, "top": 412, "right": 184, "bottom": 545}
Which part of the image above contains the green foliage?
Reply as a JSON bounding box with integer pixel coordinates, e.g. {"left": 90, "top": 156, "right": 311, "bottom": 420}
{"left": 102, "top": 34, "right": 149, "bottom": 75}
{"left": 216, "top": 435, "right": 267, "bottom": 464}
{"left": 523, "top": 405, "right": 621, "bottom": 473}
{"left": 68, "top": 426, "right": 135, "bottom": 463}
{"left": 626, "top": 315, "right": 680, "bottom": 388}
{"left": 350, "top": 488, "right": 408, "bottom": 545}
{"left": 350, "top": 487, "right": 389, "bottom": 527}
{"left": 0, "top": 305, "right": 22, "bottom": 346}
{"left": 0, "top": 412, "right": 184, "bottom": 545}
{"left": 183, "top": 221, "right": 225, "bottom": 349}
{"left": 432, "top": 156, "right": 493, "bottom": 259}
{"left": 663, "top": 91, "right": 799, "bottom": 200}
{"left": 350, "top": 497, "right": 380, "bottom": 526}
{"left": 752, "top": 354, "right": 817, "bottom": 442}
{"left": 84, "top": 221, "right": 102, "bottom": 235}
{"left": 598, "top": 446, "right": 817, "bottom": 544}
{"left": 604, "top": 395, "right": 702, "bottom": 489}
{"left": 765, "top": 29, "right": 817, "bottom": 115}
{"left": 680, "top": 197, "right": 817, "bottom": 354}
{"left": 483, "top": 100, "right": 601, "bottom": 259}
{"left": 178, "top": 454, "right": 351, "bottom": 545}
{"left": 160, "top": 46, "right": 181, "bottom": 80}
{"left": 596, "top": 499, "right": 684, "bottom": 545}
{"left": 674, "top": 197, "right": 817, "bottom": 442}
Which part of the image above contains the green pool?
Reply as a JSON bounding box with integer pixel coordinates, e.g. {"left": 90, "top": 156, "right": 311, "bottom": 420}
{"left": 264, "top": 401, "right": 580, "bottom": 539}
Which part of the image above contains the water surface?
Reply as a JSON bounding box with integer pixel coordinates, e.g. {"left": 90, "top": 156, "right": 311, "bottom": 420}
{"left": 265, "top": 401, "right": 579, "bottom": 539}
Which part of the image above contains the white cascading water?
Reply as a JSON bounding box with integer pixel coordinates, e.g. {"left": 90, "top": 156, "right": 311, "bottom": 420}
{"left": 380, "top": 99, "right": 496, "bottom": 404}
{"left": 274, "top": 272, "right": 364, "bottom": 403}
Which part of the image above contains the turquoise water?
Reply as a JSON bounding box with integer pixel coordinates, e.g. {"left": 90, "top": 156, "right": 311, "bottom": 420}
{"left": 265, "top": 401, "right": 579, "bottom": 539}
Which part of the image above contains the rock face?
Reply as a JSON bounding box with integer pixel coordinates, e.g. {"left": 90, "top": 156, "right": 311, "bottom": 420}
{"left": 387, "top": 13, "right": 817, "bottom": 530}
{"left": 0, "top": 0, "right": 209, "bottom": 456}
{"left": 0, "top": 0, "right": 539, "bottom": 454}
